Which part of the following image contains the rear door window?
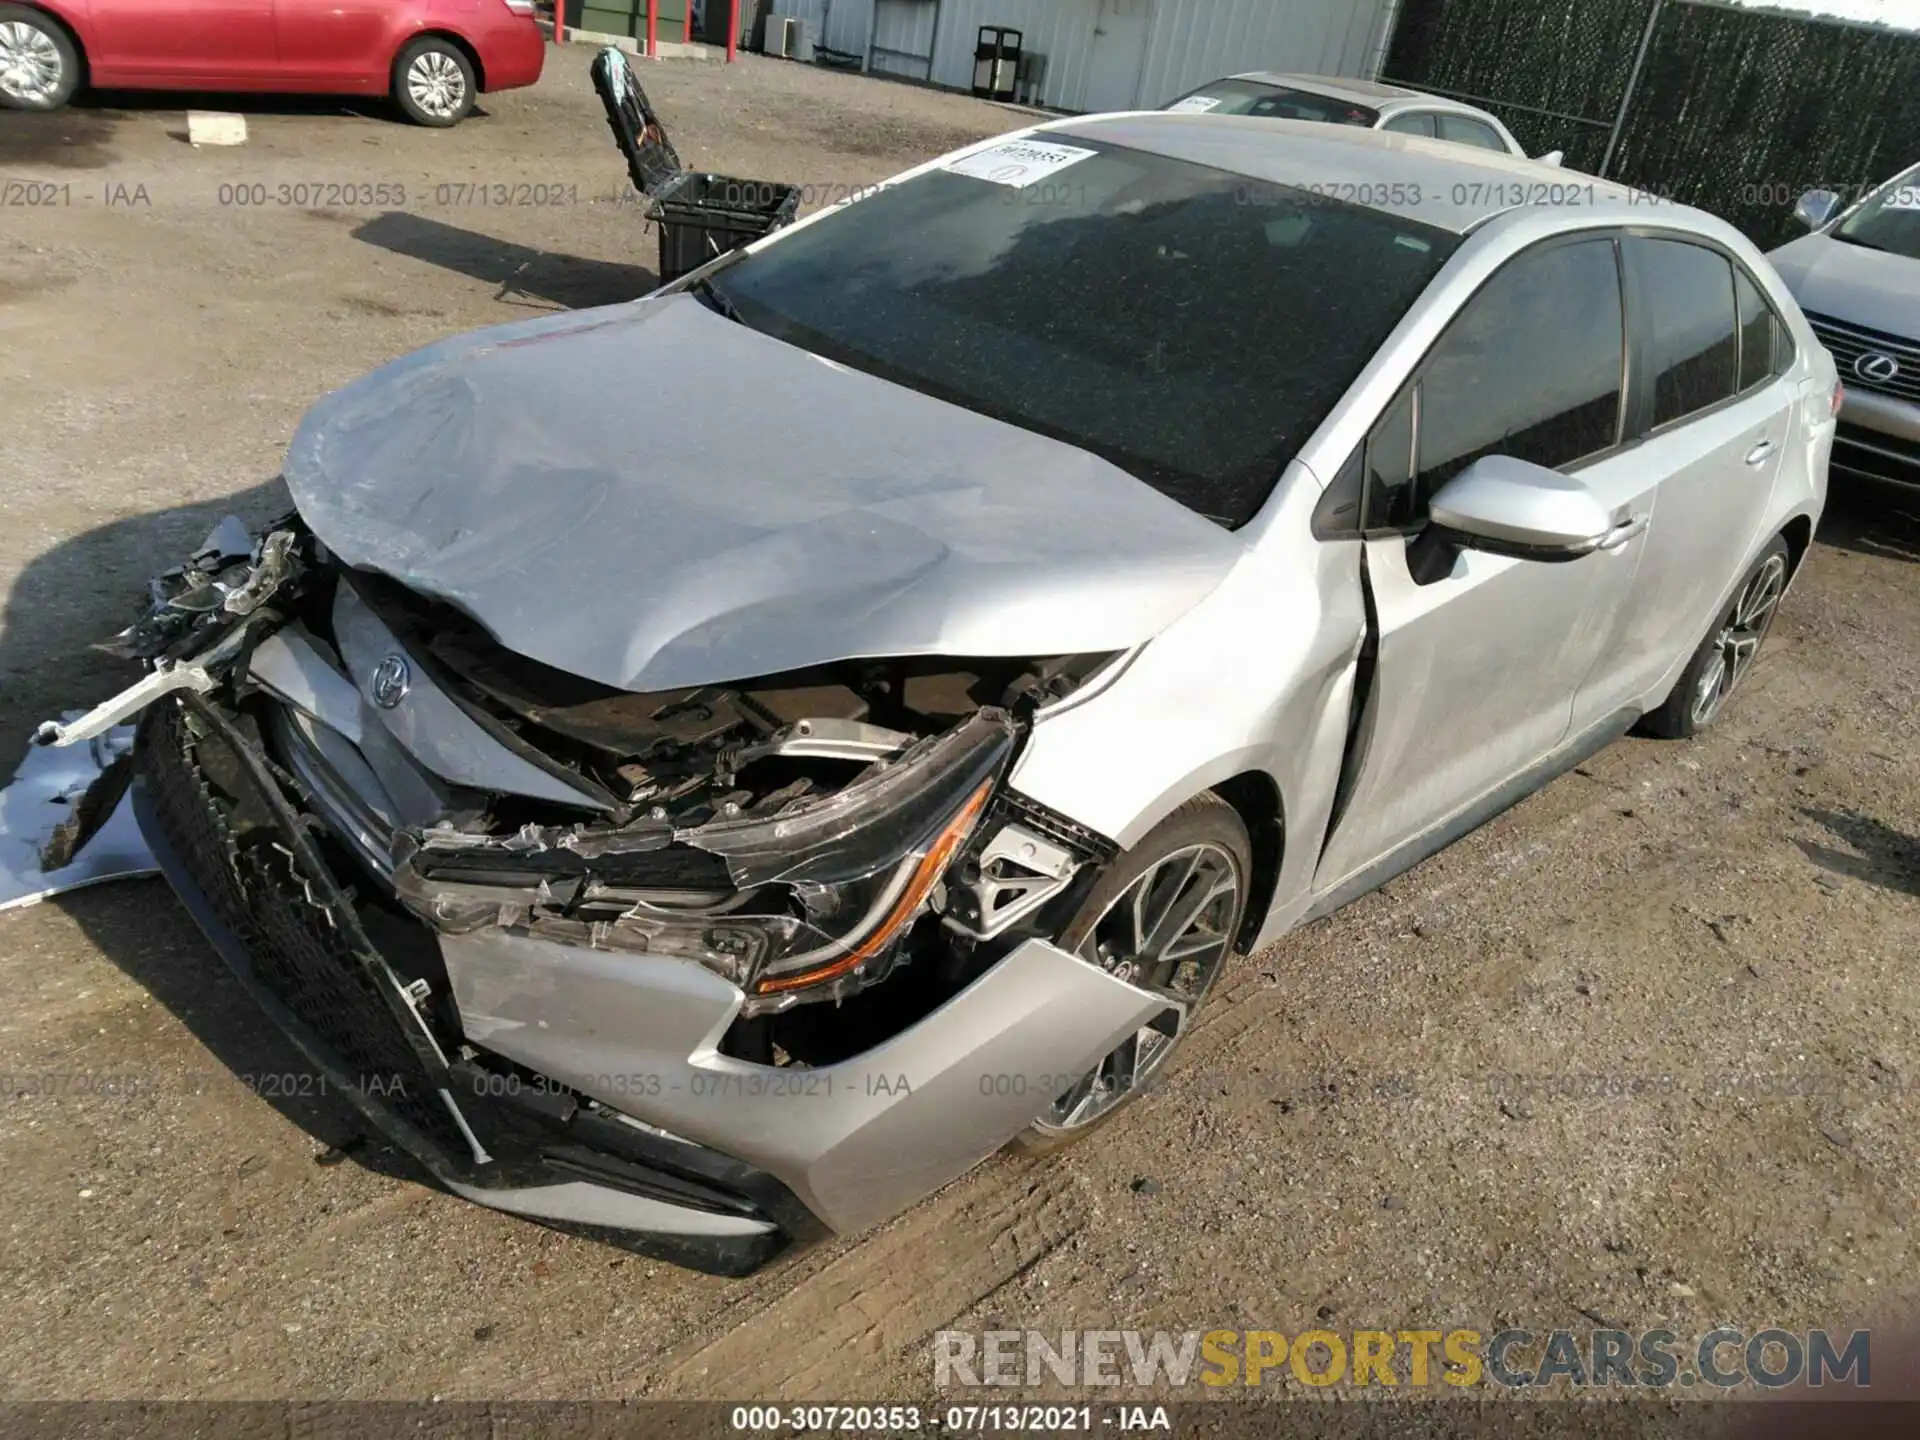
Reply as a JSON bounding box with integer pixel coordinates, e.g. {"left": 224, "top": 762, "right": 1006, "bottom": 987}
{"left": 1436, "top": 114, "right": 1507, "bottom": 151}
{"left": 1734, "top": 267, "right": 1789, "bottom": 392}
{"left": 1629, "top": 237, "right": 1740, "bottom": 428}
{"left": 1164, "top": 80, "right": 1379, "bottom": 126}
{"left": 1374, "top": 236, "right": 1625, "bottom": 527}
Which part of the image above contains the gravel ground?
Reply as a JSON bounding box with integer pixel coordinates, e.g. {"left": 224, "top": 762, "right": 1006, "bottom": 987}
{"left": 0, "top": 49, "right": 1915, "bottom": 1404}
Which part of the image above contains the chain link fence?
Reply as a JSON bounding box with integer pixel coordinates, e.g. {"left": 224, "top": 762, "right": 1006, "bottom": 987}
{"left": 1384, "top": 0, "right": 1920, "bottom": 248}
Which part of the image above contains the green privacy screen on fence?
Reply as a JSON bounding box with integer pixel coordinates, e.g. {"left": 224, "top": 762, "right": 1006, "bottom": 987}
{"left": 1383, "top": 0, "right": 1920, "bottom": 249}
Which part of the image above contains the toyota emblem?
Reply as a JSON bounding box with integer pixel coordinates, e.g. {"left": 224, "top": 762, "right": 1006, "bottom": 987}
{"left": 1855, "top": 351, "right": 1902, "bottom": 385}
{"left": 369, "top": 654, "right": 411, "bottom": 709}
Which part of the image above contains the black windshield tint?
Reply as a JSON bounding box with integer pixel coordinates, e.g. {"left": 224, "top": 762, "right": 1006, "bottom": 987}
{"left": 1836, "top": 168, "right": 1920, "bottom": 261}
{"left": 1166, "top": 80, "right": 1380, "bottom": 127}
{"left": 706, "top": 140, "right": 1457, "bottom": 527}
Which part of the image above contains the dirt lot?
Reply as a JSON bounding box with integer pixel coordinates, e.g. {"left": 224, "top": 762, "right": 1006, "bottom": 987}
{"left": 1, "top": 49, "right": 1916, "bottom": 1404}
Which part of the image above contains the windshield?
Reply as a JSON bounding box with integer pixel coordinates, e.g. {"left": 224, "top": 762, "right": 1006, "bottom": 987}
{"left": 699, "top": 138, "right": 1457, "bottom": 527}
{"left": 1165, "top": 79, "right": 1380, "bottom": 127}
{"left": 1834, "top": 166, "right": 1920, "bottom": 261}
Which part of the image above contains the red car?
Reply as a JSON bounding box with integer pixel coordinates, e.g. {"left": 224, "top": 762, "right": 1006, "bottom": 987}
{"left": 0, "top": 0, "right": 544, "bottom": 126}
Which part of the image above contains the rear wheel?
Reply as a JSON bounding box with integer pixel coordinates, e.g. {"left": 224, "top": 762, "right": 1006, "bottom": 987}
{"left": 1011, "top": 795, "right": 1250, "bottom": 1156}
{"left": 392, "top": 37, "right": 475, "bottom": 127}
{"left": 0, "top": 7, "right": 80, "bottom": 111}
{"left": 1639, "top": 535, "right": 1791, "bottom": 739}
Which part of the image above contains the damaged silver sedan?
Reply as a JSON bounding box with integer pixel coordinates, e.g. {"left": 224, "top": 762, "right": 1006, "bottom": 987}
{"left": 38, "top": 113, "right": 1832, "bottom": 1273}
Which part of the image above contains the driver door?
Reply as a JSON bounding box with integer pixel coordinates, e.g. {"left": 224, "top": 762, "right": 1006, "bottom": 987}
{"left": 1315, "top": 233, "right": 1654, "bottom": 889}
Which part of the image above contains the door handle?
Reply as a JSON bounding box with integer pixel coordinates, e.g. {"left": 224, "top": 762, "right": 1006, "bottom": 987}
{"left": 1597, "top": 513, "right": 1650, "bottom": 551}
{"left": 1745, "top": 439, "right": 1777, "bottom": 467}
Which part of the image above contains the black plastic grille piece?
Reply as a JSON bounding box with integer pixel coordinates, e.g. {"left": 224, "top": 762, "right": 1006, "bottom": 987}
{"left": 138, "top": 698, "right": 469, "bottom": 1156}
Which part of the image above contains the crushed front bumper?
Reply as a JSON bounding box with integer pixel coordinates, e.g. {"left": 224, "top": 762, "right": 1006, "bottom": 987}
{"left": 134, "top": 691, "right": 1162, "bottom": 1270}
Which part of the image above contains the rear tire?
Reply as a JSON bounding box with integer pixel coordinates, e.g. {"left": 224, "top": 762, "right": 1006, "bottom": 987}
{"left": 392, "top": 36, "right": 475, "bottom": 127}
{"left": 1010, "top": 794, "right": 1251, "bottom": 1156}
{"left": 1638, "top": 535, "right": 1791, "bottom": 739}
{"left": 0, "top": 6, "right": 80, "bottom": 112}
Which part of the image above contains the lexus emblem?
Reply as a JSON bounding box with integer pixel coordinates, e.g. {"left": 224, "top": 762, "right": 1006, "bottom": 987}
{"left": 368, "top": 655, "right": 411, "bottom": 709}
{"left": 1855, "top": 351, "right": 1901, "bottom": 385}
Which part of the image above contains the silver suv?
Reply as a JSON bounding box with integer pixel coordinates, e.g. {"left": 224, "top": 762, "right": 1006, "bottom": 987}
{"left": 1770, "top": 165, "right": 1920, "bottom": 492}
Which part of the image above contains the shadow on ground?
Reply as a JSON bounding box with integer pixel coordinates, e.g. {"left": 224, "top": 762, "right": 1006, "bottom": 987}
{"left": 1818, "top": 475, "right": 1920, "bottom": 564}
{"left": 0, "top": 203, "right": 653, "bottom": 1210}
{"left": 353, "top": 211, "right": 658, "bottom": 310}
{"left": 0, "top": 478, "right": 431, "bottom": 1191}
{"left": 1797, "top": 808, "right": 1920, "bottom": 899}
{"left": 81, "top": 87, "right": 457, "bottom": 131}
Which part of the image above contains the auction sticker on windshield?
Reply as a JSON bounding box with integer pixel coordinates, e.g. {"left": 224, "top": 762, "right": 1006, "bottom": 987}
{"left": 946, "top": 139, "right": 1098, "bottom": 189}
{"left": 1167, "top": 95, "right": 1224, "bottom": 114}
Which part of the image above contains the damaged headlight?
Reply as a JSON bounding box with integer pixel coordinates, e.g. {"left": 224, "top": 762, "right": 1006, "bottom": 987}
{"left": 391, "top": 710, "right": 1017, "bottom": 1013}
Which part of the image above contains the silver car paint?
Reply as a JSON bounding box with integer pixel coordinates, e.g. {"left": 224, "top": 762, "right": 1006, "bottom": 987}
{"left": 285, "top": 293, "right": 1244, "bottom": 696}
{"left": 440, "top": 932, "right": 1170, "bottom": 1234}
{"left": 1213, "top": 71, "right": 1529, "bottom": 157}
{"left": 331, "top": 583, "right": 610, "bottom": 812}
{"left": 441, "top": 1176, "right": 777, "bottom": 1240}
{"left": 100, "top": 115, "right": 1832, "bottom": 1245}
{"left": 1009, "top": 129, "right": 1830, "bottom": 939}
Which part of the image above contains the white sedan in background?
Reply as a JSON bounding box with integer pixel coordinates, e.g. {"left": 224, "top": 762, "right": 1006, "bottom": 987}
{"left": 1165, "top": 72, "right": 1563, "bottom": 165}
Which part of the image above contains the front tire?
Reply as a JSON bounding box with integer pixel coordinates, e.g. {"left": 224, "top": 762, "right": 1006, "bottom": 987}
{"left": 1011, "top": 794, "right": 1251, "bottom": 1156}
{"left": 1639, "top": 535, "right": 1791, "bottom": 739}
{"left": 392, "top": 37, "right": 475, "bottom": 127}
{"left": 0, "top": 6, "right": 80, "bottom": 112}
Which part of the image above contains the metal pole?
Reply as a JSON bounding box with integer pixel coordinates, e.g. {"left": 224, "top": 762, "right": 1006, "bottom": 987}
{"left": 684, "top": 0, "right": 692, "bottom": 43}
{"left": 1600, "top": 0, "right": 1663, "bottom": 180}
{"left": 1367, "top": 0, "right": 1406, "bottom": 82}
{"left": 727, "top": 0, "right": 740, "bottom": 61}
{"left": 647, "top": 0, "right": 658, "bottom": 57}
{"left": 553, "top": 0, "right": 565, "bottom": 46}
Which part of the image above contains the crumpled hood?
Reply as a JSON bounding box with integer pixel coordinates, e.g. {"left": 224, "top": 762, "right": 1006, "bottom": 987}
{"left": 1768, "top": 233, "right": 1920, "bottom": 338}
{"left": 285, "top": 295, "right": 1244, "bottom": 693}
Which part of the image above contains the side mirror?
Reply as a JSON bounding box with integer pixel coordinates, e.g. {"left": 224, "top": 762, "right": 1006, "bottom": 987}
{"left": 1537, "top": 149, "right": 1565, "bottom": 167}
{"left": 1793, "top": 189, "right": 1841, "bottom": 230}
{"left": 1414, "top": 456, "right": 1616, "bottom": 578}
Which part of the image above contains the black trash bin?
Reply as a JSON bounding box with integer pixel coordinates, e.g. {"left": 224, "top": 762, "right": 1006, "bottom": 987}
{"left": 590, "top": 47, "right": 800, "bottom": 285}
{"left": 972, "top": 27, "right": 1022, "bottom": 102}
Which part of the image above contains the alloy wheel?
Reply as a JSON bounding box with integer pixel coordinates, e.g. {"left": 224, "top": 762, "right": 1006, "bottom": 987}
{"left": 406, "top": 50, "right": 467, "bottom": 120}
{"left": 1033, "top": 841, "right": 1242, "bottom": 1135}
{"left": 1690, "top": 553, "right": 1787, "bottom": 729}
{"left": 0, "top": 21, "right": 62, "bottom": 105}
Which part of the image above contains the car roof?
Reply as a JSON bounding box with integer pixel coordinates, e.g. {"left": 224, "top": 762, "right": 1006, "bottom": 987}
{"left": 1040, "top": 112, "right": 1684, "bottom": 235}
{"left": 1225, "top": 71, "right": 1501, "bottom": 122}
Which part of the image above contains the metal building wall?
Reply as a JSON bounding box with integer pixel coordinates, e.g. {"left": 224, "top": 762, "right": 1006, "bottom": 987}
{"left": 766, "top": 0, "right": 877, "bottom": 58}
{"left": 769, "top": 0, "right": 1396, "bottom": 111}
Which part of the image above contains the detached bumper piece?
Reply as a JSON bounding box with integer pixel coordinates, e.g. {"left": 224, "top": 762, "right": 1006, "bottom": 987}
{"left": 134, "top": 694, "right": 816, "bottom": 1275}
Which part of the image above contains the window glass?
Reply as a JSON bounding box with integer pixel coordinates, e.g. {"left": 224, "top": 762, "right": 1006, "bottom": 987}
{"left": 1633, "top": 238, "right": 1739, "bottom": 427}
{"left": 1382, "top": 112, "right": 1436, "bottom": 138}
{"left": 1410, "top": 238, "right": 1624, "bottom": 515}
{"left": 1734, "top": 268, "right": 1782, "bottom": 392}
{"left": 1163, "top": 80, "right": 1379, "bottom": 127}
{"left": 1833, "top": 162, "right": 1920, "bottom": 262}
{"left": 1436, "top": 114, "right": 1507, "bottom": 151}
{"left": 712, "top": 139, "right": 1457, "bottom": 529}
{"left": 1364, "top": 391, "right": 1416, "bottom": 530}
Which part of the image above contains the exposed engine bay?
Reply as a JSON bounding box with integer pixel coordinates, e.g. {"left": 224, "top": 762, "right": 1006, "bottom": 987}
{"left": 42, "top": 516, "right": 1121, "bottom": 1068}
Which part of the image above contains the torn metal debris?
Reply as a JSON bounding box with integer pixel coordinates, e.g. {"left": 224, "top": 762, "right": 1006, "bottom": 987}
{"left": 0, "top": 722, "right": 154, "bottom": 913}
